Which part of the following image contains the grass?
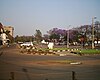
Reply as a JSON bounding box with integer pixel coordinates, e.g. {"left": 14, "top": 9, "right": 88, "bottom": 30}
{"left": 50, "top": 48, "right": 68, "bottom": 50}
{"left": 33, "top": 60, "right": 76, "bottom": 64}
{"left": 38, "top": 47, "right": 68, "bottom": 51}
{"left": 50, "top": 60, "right": 76, "bottom": 64}
{"left": 77, "top": 49, "right": 100, "bottom": 54}
{"left": 36, "top": 47, "right": 100, "bottom": 55}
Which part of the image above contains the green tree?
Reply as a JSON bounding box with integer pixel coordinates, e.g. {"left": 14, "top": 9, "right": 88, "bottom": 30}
{"left": 95, "top": 21, "right": 100, "bottom": 44}
{"left": 34, "top": 30, "right": 42, "bottom": 43}
{"left": 14, "top": 35, "right": 33, "bottom": 43}
{"left": 49, "top": 33, "right": 60, "bottom": 40}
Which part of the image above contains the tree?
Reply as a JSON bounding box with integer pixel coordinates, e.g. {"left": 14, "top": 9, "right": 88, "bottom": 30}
{"left": 49, "top": 33, "right": 60, "bottom": 40}
{"left": 14, "top": 35, "right": 34, "bottom": 43}
{"left": 34, "top": 30, "right": 42, "bottom": 43}
{"left": 95, "top": 21, "right": 100, "bottom": 44}
{"left": 47, "top": 28, "right": 66, "bottom": 42}
{"left": 43, "top": 34, "right": 49, "bottom": 42}
{"left": 69, "top": 30, "right": 80, "bottom": 42}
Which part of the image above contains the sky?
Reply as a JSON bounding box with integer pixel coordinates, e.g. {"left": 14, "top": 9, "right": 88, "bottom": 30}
{"left": 0, "top": 0, "right": 100, "bottom": 36}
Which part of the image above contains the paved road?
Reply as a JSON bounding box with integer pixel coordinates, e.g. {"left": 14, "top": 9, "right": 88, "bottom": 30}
{"left": 0, "top": 45, "right": 100, "bottom": 80}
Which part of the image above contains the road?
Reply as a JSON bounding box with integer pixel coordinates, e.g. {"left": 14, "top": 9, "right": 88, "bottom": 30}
{"left": 0, "top": 44, "right": 100, "bottom": 80}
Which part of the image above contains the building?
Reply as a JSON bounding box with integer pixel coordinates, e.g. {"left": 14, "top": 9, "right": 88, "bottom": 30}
{"left": 4, "top": 26, "right": 14, "bottom": 37}
{"left": 0, "top": 23, "right": 14, "bottom": 45}
{"left": 0, "top": 23, "right": 4, "bottom": 45}
{"left": 0, "top": 23, "right": 4, "bottom": 33}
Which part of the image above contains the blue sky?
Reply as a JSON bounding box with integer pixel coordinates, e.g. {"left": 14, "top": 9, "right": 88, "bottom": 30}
{"left": 0, "top": 0, "right": 100, "bottom": 36}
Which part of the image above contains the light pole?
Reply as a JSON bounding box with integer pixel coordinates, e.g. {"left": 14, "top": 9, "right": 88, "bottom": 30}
{"left": 67, "top": 25, "right": 71, "bottom": 48}
{"left": 92, "top": 17, "right": 96, "bottom": 49}
{"left": 67, "top": 29, "right": 69, "bottom": 48}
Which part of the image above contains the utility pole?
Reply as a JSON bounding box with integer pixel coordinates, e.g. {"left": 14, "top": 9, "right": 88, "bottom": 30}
{"left": 67, "top": 25, "right": 70, "bottom": 48}
{"left": 67, "top": 29, "right": 69, "bottom": 48}
{"left": 92, "top": 17, "right": 96, "bottom": 49}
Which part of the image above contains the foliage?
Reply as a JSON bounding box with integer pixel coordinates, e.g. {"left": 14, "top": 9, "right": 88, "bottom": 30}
{"left": 95, "top": 21, "right": 100, "bottom": 44}
{"left": 34, "top": 30, "right": 42, "bottom": 43}
{"left": 14, "top": 35, "right": 33, "bottom": 42}
{"left": 47, "top": 28, "right": 66, "bottom": 36}
{"left": 69, "top": 30, "right": 80, "bottom": 42}
{"left": 47, "top": 28, "right": 66, "bottom": 41}
{"left": 49, "top": 33, "right": 60, "bottom": 40}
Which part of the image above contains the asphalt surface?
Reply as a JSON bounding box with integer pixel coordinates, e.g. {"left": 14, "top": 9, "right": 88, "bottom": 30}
{"left": 0, "top": 44, "right": 100, "bottom": 80}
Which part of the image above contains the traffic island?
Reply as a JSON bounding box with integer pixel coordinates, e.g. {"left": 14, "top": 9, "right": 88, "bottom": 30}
{"left": 71, "top": 49, "right": 100, "bottom": 56}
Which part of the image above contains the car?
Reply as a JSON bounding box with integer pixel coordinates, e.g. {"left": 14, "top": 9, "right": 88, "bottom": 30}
{"left": 20, "top": 42, "right": 33, "bottom": 47}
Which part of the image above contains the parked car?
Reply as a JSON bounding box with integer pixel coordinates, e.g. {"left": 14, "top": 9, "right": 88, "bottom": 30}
{"left": 20, "top": 42, "right": 33, "bottom": 47}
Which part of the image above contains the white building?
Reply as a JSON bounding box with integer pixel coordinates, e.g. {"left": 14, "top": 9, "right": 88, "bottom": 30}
{"left": 1, "top": 33, "right": 7, "bottom": 45}
{"left": 0, "top": 23, "right": 14, "bottom": 45}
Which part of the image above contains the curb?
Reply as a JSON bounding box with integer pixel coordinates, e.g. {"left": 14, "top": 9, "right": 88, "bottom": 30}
{"left": 19, "top": 48, "right": 80, "bottom": 56}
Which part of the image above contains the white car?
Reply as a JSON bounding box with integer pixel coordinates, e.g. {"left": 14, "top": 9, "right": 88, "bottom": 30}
{"left": 20, "top": 42, "right": 33, "bottom": 47}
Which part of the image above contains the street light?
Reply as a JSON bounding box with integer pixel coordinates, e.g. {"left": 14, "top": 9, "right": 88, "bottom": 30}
{"left": 67, "top": 25, "right": 71, "bottom": 48}
{"left": 92, "top": 17, "right": 96, "bottom": 49}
